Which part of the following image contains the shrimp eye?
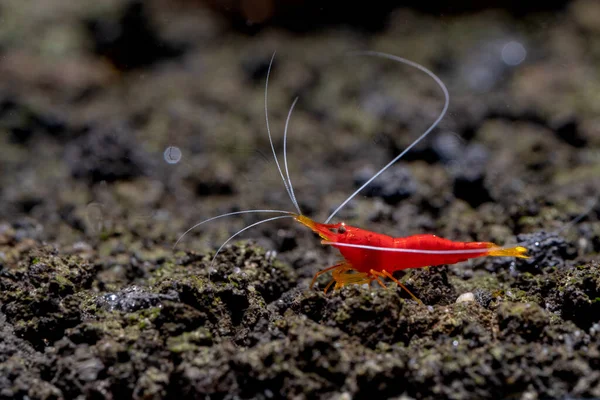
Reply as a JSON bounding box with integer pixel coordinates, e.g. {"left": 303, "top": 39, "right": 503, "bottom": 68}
{"left": 338, "top": 225, "right": 347, "bottom": 234}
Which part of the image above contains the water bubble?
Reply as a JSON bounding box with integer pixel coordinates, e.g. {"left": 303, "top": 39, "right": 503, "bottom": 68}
{"left": 502, "top": 41, "right": 527, "bottom": 66}
{"left": 233, "top": 267, "right": 241, "bottom": 274}
{"left": 452, "top": 340, "right": 459, "bottom": 347}
{"left": 164, "top": 146, "right": 182, "bottom": 164}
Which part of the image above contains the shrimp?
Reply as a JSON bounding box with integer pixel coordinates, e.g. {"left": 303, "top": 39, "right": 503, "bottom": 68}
{"left": 294, "top": 215, "right": 527, "bottom": 302}
{"left": 175, "top": 50, "right": 530, "bottom": 303}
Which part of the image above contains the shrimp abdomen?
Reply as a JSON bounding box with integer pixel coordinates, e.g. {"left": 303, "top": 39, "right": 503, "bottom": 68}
{"left": 387, "top": 234, "right": 495, "bottom": 271}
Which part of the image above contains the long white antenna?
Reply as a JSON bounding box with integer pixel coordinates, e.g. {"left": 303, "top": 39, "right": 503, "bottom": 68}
{"left": 173, "top": 209, "right": 295, "bottom": 249}
{"left": 265, "top": 52, "right": 301, "bottom": 214}
{"left": 555, "top": 198, "right": 598, "bottom": 235}
{"left": 325, "top": 51, "right": 450, "bottom": 223}
{"left": 283, "top": 96, "right": 301, "bottom": 214}
{"left": 175, "top": 52, "right": 304, "bottom": 257}
{"left": 211, "top": 215, "right": 295, "bottom": 264}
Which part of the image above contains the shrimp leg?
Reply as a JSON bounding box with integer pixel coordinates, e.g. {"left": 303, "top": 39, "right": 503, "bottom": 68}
{"left": 323, "top": 279, "right": 336, "bottom": 294}
{"left": 316, "top": 263, "right": 378, "bottom": 293}
{"left": 372, "top": 276, "right": 387, "bottom": 289}
{"left": 331, "top": 264, "right": 369, "bottom": 291}
{"left": 370, "top": 269, "right": 423, "bottom": 305}
{"left": 310, "top": 262, "right": 347, "bottom": 289}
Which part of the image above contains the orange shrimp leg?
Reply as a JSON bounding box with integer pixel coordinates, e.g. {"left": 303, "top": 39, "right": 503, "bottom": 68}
{"left": 310, "top": 262, "right": 347, "bottom": 289}
{"left": 323, "top": 279, "right": 336, "bottom": 294}
{"left": 315, "top": 263, "right": 374, "bottom": 294}
{"left": 331, "top": 265, "right": 371, "bottom": 291}
{"left": 372, "top": 276, "right": 387, "bottom": 289}
{"left": 370, "top": 269, "right": 423, "bottom": 305}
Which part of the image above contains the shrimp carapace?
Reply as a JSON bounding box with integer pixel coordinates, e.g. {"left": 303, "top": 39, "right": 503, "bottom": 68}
{"left": 295, "top": 214, "right": 529, "bottom": 300}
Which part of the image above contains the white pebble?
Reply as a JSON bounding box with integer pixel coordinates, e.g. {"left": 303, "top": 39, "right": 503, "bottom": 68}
{"left": 456, "top": 292, "right": 475, "bottom": 303}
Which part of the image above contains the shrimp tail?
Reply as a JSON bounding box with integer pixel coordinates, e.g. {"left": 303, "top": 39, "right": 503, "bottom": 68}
{"left": 487, "top": 245, "right": 529, "bottom": 259}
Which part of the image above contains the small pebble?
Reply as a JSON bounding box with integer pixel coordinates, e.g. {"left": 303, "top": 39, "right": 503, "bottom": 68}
{"left": 456, "top": 292, "right": 475, "bottom": 303}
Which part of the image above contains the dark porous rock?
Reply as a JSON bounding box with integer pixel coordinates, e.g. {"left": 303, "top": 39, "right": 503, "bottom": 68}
{"left": 354, "top": 164, "right": 418, "bottom": 205}
{"left": 65, "top": 123, "right": 151, "bottom": 183}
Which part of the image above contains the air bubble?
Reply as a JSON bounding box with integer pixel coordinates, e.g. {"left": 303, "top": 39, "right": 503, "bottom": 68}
{"left": 164, "top": 146, "right": 182, "bottom": 164}
{"left": 501, "top": 41, "right": 527, "bottom": 66}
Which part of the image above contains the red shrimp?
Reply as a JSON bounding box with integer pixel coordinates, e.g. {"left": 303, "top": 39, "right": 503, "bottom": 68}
{"left": 295, "top": 215, "right": 527, "bottom": 302}
{"left": 175, "top": 50, "right": 531, "bottom": 304}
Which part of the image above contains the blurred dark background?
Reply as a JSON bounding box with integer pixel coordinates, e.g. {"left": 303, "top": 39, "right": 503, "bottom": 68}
{"left": 200, "top": 0, "right": 570, "bottom": 31}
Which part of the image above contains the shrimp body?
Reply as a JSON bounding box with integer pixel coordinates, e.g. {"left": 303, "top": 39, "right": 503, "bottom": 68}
{"left": 344, "top": 234, "right": 497, "bottom": 272}
{"left": 295, "top": 215, "right": 527, "bottom": 300}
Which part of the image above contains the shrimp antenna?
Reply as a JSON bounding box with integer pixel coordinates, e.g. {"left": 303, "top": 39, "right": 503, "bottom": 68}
{"left": 325, "top": 51, "right": 450, "bottom": 223}
{"left": 555, "top": 197, "right": 598, "bottom": 236}
{"left": 508, "top": 197, "right": 599, "bottom": 249}
{"left": 283, "top": 96, "right": 301, "bottom": 214}
{"left": 173, "top": 209, "right": 295, "bottom": 249}
{"left": 265, "top": 52, "right": 302, "bottom": 215}
{"left": 175, "top": 54, "right": 302, "bottom": 255}
{"left": 211, "top": 215, "right": 295, "bottom": 265}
